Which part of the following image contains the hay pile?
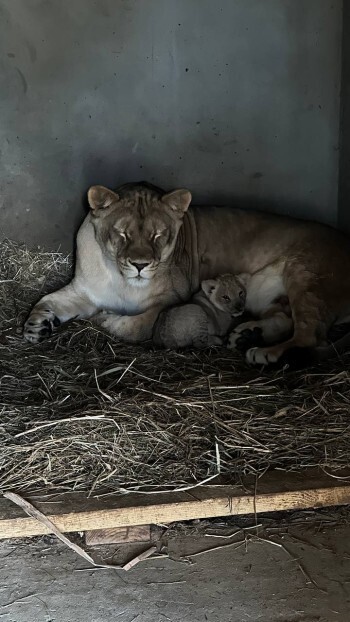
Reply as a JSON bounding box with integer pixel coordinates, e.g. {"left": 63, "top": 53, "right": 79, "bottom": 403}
{"left": 0, "top": 239, "right": 350, "bottom": 496}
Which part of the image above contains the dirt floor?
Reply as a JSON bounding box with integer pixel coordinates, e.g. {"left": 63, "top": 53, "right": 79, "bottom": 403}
{"left": 0, "top": 509, "right": 349, "bottom": 622}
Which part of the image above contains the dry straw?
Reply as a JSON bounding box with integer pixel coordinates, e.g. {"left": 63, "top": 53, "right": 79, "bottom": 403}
{"left": 0, "top": 239, "right": 350, "bottom": 496}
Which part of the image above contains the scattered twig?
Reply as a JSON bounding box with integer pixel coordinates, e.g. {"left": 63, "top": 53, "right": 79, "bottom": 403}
{"left": 1, "top": 593, "right": 37, "bottom": 610}
{"left": 14, "top": 415, "right": 107, "bottom": 438}
{"left": 4, "top": 492, "right": 122, "bottom": 570}
{"left": 250, "top": 534, "right": 327, "bottom": 593}
{"left": 204, "top": 524, "right": 263, "bottom": 537}
{"left": 186, "top": 539, "right": 246, "bottom": 558}
{"left": 122, "top": 546, "right": 157, "bottom": 571}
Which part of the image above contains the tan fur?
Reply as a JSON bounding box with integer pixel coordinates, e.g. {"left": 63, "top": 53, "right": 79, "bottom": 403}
{"left": 227, "top": 266, "right": 294, "bottom": 351}
{"left": 23, "top": 181, "right": 350, "bottom": 365}
{"left": 153, "top": 273, "right": 248, "bottom": 349}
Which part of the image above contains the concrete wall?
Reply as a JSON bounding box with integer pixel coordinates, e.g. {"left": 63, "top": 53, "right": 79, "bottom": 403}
{"left": 0, "top": 0, "right": 343, "bottom": 250}
{"left": 339, "top": 1, "right": 350, "bottom": 234}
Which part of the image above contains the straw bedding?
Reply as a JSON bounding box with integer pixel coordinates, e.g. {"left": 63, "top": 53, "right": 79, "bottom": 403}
{"left": 0, "top": 239, "right": 350, "bottom": 496}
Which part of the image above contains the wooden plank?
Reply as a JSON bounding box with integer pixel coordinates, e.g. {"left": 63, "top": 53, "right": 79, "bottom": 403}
{"left": 85, "top": 525, "right": 151, "bottom": 546}
{"left": 0, "top": 469, "right": 349, "bottom": 540}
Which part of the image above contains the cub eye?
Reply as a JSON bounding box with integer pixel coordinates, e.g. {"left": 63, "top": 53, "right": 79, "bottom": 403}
{"left": 222, "top": 295, "right": 230, "bottom": 301}
{"left": 118, "top": 231, "right": 127, "bottom": 241}
{"left": 153, "top": 231, "right": 163, "bottom": 241}
{"left": 239, "top": 290, "right": 245, "bottom": 299}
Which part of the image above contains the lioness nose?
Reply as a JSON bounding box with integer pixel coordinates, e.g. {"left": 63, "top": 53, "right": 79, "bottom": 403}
{"left": 131, "top": 262, "right": 150, "bottom": 273}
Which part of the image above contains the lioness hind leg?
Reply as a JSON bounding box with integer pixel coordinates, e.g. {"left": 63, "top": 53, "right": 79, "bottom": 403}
{"left": 245, "top": 332, "right": 322, "bottom": 366}
{"left": 245, "top": 269, "right": 330, "bottom": 365}
{"left": 227, "top": 311, "right": 293, "bottom": 352}
{"left": 245, "top": 319, "right": 325, "bottom": 366}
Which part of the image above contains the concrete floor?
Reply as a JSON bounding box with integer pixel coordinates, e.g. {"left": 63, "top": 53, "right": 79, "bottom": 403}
{"left": 0, "top": 510, "right": 349, "bottom": 622}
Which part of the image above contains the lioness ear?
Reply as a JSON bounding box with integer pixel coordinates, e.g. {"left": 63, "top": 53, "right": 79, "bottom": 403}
{"left": 201, "top": 279, "right": 217, "bottom": 298}
{"left": 88, "top": 185, "right": 120, "bottom": 213}
{"left": 162, "top": 189, "right": 192, "bottom": 214}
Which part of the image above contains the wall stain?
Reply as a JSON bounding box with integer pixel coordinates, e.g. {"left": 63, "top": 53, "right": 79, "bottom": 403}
{"left": 26, "top": 40, "right": 37, "bottom": 63}
{"left": 15, "top": 68, "right": 28, "bottom": 94}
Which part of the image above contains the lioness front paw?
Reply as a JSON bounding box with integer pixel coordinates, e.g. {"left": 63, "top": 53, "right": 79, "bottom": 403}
{"left": 91, "top": 310, "right": 122, "bottom": 326}
{"left": 92, "top": 311, "right": 151, "bottom": 342}
{"left": 246, "top": 346, "right": 279, "bottom": 365}
{"left": 23, "top": 308, "right": 61, "bottom": 343}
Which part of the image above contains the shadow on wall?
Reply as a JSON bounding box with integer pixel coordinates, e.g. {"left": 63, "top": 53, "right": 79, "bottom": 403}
{"left": 78, "top": 152, "right": 324, "bottom": 247}
{"left": 0, "top": 0, "right": 343, "bottom": 251}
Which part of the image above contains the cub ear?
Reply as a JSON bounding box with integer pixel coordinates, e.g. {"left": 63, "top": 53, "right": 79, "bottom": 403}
{"left": 87, "top": 185, "right": 120, "bottom": 213}
{"left": 236, "top": 272, "right": 251, "bottom": 289}
{"left": 201, "top": 279, "right": 217, "bottom": 298}
{"left": 161, "top": 189, "right": 192, "bottom": 214}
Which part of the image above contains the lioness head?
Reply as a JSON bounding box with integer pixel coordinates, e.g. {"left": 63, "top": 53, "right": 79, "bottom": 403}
{"left": 201, "top": 273, "right": 250, "bottom": 316}
{"left": 87, "top": 182, "right": 192, "bottom": 284}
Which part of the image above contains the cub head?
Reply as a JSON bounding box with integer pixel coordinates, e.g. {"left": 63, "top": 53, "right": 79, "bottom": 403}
{"left": 201, "top": 273, "right": 250, "bottom": 316}
{"left": 87, "top": 182, "right": 192, "bottom": 284}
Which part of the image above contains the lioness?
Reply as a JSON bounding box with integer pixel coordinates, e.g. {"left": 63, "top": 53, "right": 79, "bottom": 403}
{"left": 24, "top": 181, "right": 350, "bottom": 365}
{"left": 153, "top": 273, "right": 249, "bottom": 349}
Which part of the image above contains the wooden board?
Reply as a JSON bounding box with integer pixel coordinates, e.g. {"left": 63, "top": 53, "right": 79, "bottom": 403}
{"left": 85, "top": 525, "right": 151, "bottom": 546}
{"left": 0, "top": 469, "right": 349, "bottom": 540}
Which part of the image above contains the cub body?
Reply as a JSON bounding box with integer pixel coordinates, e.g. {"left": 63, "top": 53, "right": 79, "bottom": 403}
{"left": 153, "top": 273, "right": 249, "bottom": 349}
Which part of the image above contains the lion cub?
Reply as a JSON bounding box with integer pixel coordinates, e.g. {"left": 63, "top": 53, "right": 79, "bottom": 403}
{"left": 153, "top": 273, "right": 249, "bottom": 349}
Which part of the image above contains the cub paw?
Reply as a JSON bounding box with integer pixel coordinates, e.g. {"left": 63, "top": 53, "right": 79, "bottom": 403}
{"left": 23, "top": 309, "right": 61, "bottom": 344}
{"left": 245, "top": 347, "right": 279, "bottom": 366}
{"left": 228, "top": 326, "right": 264, "bottom": 352}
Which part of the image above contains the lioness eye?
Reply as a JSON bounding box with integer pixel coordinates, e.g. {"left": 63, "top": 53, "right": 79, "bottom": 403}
{"left": 153, "top": 232, "right": 162, "bottom": 240}
{"left": 222, "top": 295, "right": 230, "bottom": 301}
{"left": 239, "top": 290, "right": 244, "bottom": 299}
{"left": 118, "top": 231, "right": 127, "bottom": 241}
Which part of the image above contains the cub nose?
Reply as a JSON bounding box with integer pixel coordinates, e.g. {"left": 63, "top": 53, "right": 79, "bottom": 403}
{"left": 131, "top": 261, "right": 150, "bottom": 273}
{"left": 235, "top": 303, "right": 244, "bottom": 313}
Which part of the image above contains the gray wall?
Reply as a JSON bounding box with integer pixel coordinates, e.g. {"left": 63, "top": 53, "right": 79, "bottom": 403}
{"left": 0, "top": 0, "right": 343, "bottom": 251}
{"left": 339, "top": 0, "right": 350, "bottom": 234}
